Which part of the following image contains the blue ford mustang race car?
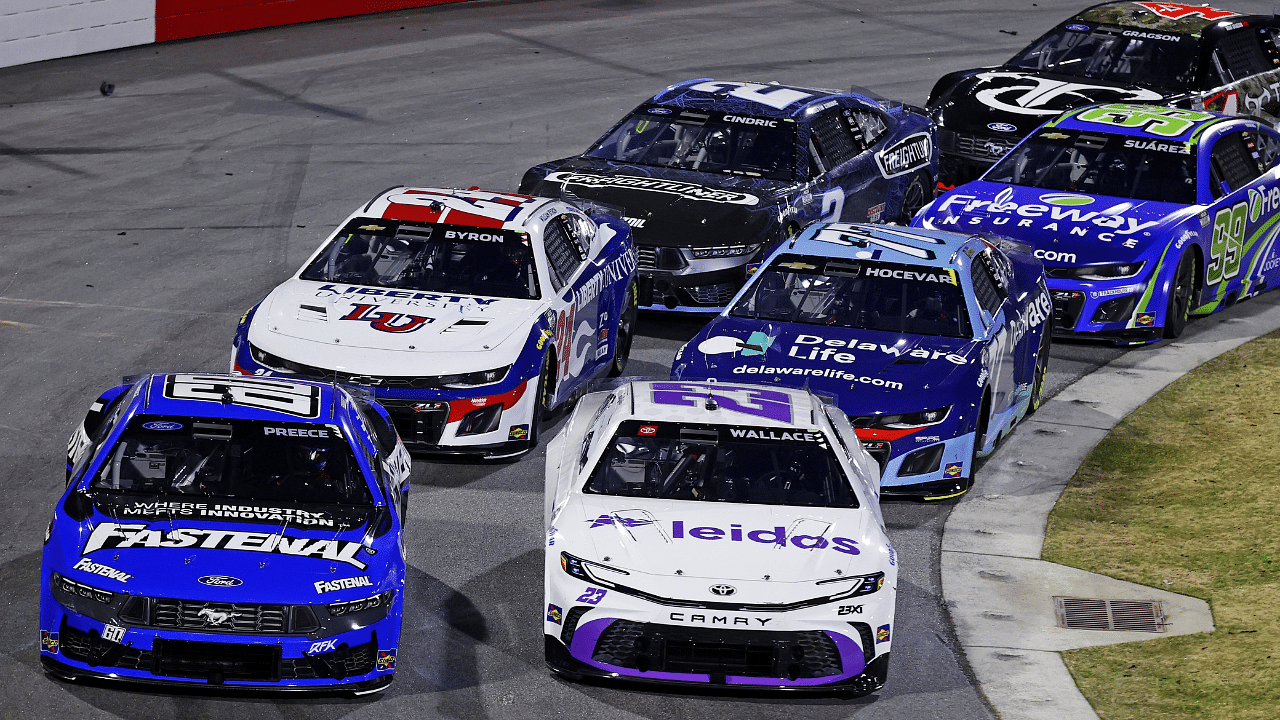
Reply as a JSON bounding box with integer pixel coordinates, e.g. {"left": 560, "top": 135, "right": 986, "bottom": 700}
{"left": 43, "top": 373, "right": 410, "bottom": 693}
{"left": 671, "top": 224, "right": 1050, "bottom": 499}
{"left": 915, "top": 103, "right": 1280, "bottom": 343}
{"left": 520, "top": 78, "right": 936, "bottom": 312}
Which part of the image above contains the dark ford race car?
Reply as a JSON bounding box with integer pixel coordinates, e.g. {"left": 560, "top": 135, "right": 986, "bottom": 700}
{"left": 43, "top": 374, "right": 410, "bottom": 693}
{"left": 929, "top": 1, "right": 1280, "bottom": 189}
{"left": 671, "top": 224, "right": 1051, "bottom": 499}
{"left": 232, "top": 187, "right": 637, "bottom": 459}
{"left": 914, "top": 103, "right": 1280, "bottom": 343}
{"left": 520, "top": 79, "right": 937, "bottom": 312}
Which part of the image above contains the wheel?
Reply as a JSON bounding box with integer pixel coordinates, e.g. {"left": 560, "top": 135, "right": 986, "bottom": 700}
{"left": 529, "top": 352, "right": 555, "bottom": 447}
{"left": 1027, "top": 329, "right": 1051, "bottom": 415}
{"left": 608, "top": 282, "right": 638, "bottom": 377}
{"left": 895, "top": 172, "right": 930, "bottom": 224}
{"left": 1163, "top": 250, "right": 1196, "bottom": 339}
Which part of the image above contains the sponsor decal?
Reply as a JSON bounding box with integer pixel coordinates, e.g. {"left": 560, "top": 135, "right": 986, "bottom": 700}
{"left": 837, "top": 604, "right": 863, "bottom": 615}
{"left": 669, "top": 520, "right": 862, "bottom": 554}
{"left": 1075, "top": 104, "right": 1213, "bottom": 138}
{"left": 1122, "top": 30, "right": 1181, "bottom": 42}
{"left": 709, "top": 584, "right": 737, "bottom": 597}
{"left": 987, "top": 122, "right": 1018, "bottom": 133}
{"left": 1091, "top": 286, "right": 1141, "bottom": 299}
{"left": 944, "top": 463, "right": 963, "bottom": 478}
{"left": 651, "top": 382, "right": 793, "bottom": 423}
{"left": 915, "top": 435, "right": 942, "bottom": 443}
{"left": 670, "top": 612, "right": 771, "bottom": 626}
{"left": 164, "top": 374, "right": 321, "bottom": 418}
{"left": 876, "top": 624, "right": 891, "bottom": 643}
{"left": 543, "top": 171, "right": 760, "bottom": 206}
{"left": 1133, "top": 2, "right": 1237, "bottom": 21}
{"left": 263, "top": 426, "right": 333, "bottom": 438}
{"left": 141, "top": 421, "right": 183, "bottom": 431}
{"left": 110, "top": 500, "right": 339, "bottom": 527}
{"left": 443, "top": 229, "right": 503, "bottom": 242}
{"left": 573, "top": 250, "right": 638, "bottom": 309}
{"left": 314, "top": 284, "right": 500, "bottom": 308}
{"left": 688, "top": 80, "right": 814, "bottom": 109}
{"left": 41, "top": 631, "right": 59, "bottom": 654}
{"left": 1136, "top": 313, "right": 1156, "bottom": 326}
{"left": 536, "top": 329, "right": 552, "bottom": 350}
{"left": 340, "top": 303, "right": 434, "bottom": 333}
{"left": 778, "top": 261, "right": 816, "bottom": 271}
{"left": 863, "top": 265, "right": 958, "bottom": 285}
{"left": 588, "top": 514, "right": 655, "bottom": 529}
{"left": 732, "top": 364, "right": 907, "bottom": 389}
{"left": 888, "top": 544, "right": 897, "bottom": 566}
{"left": 1123, "top": 138, "right": 1191, "bottom": 154}
{"left": 1034, "top": 249, "right": 1077, "bottom": 263}
{"left": 309, "top": 639, "right": 338, "bottom": 654}
{"left": 648, "top": 107, "right": 672, "bottom": 115}
{"left": 315, "top": 576, "right": 373, "bottom": 594}
{"left": 102, "top": 623, "right": 125, "bottom": 644}
{"left": 875, "top": 132, "right": 933, "bottom": 179}
{"left": 696, "top": 333, "right": 774, "bottom": 357}
{"left": 197, "top": 608, "right": 241, "bottom": 627}
{"left": 727, "top": 428, "right": 822, "bottom": 442}
{"left": 198, "top": 575, "right": 242, "bottom": 587}
{"left": 723, "top": 114, "right": 778, "bottom": 127}
{"left": 637, "top": 425, "right": 658, "bottom": 436}
{"left": 622, "top": 216, "right": 646, "bottom": 228}
{"left": 971, "top": 72, "right": 1162, "bottom": 116}
{"left": 546, "top": 603, "right": 564, "bottom": 624}
{"left": 83, "top": 523, "right": 370, "bottom": 570}
{"left": 73, "top": 558, "right": 133, "bottom": 583}
{"left": 936, "top": 188, "right": 1161, "bottom": 241}
{"left": 1039, "top": 193, "right": 1094, "bottom": 207}
{"left": 377, "top": 649, "right": 397, "bottom": 671}
{"left": 867, "top": 202, "right": 886, "bottom": 223}
{"left": 1248, "top": 185, "right": 1280, "bottom": 223}
{"left": 1064, "top": 23, "right": 1090, "bottom": 32}
{"left": 508, "top": 425, "right": 529, "bottom": 441}
{"left": 575, "top": 588, "right": 607, "bottom": 605}
{"left": 470, "top": 398, "right": 487, "bottom": 407}
{"left": 788, "top": 333, "right": 968, "bottom": 365}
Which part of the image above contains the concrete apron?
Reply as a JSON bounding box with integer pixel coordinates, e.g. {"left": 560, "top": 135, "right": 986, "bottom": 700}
{"left": 942, "top": 295, "right": 1280, "bottom": 720}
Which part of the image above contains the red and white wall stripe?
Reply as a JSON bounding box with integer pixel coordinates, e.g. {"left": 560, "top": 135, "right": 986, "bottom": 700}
{"left": 1, "top": 0, "right": 468, "bottom": 69}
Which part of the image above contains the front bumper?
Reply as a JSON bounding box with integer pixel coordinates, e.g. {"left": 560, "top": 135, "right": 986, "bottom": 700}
{"left": 860, "top": 431, "right": 975, "bottom": 500}
{"left": 935, "top": 129, "right": 1019, "bottom": 190}
{"left": 637, "top": 245, "right": 755, "bottom": 313}
{"left": 1048, "top": 277, "right": 1162, "bottom": 345}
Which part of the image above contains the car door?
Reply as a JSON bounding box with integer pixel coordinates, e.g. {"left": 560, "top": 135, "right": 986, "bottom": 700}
{"left": 1201, "top": 126, "right": 1271, "bottom": 310}
{"left": 805, "top": 105, "right": 890, "bottom": 223}
{"left": 970, "top": 251, "right": 1015, "bottom": 446}
{"left": 544, "top": 212, "right": 602, "bottom": 402}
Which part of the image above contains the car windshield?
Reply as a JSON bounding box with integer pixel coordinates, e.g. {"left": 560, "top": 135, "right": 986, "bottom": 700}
{"left": 300, "top": 220, "right": 540, "bottom": 300}
{"left": 584, "top": 420, "right": 858, "bottom": 508}
{"left": 1007, "top": 27, "right": 1197, "bottom": 89}
{"left": 730, "top": 253, "right": 972, "bottom": 338}
{"left": 585, "top": 108, "right": 797, "bottom": 180}
{"left": 90, "top": 416, "right": 374, "bottom": 505}
{"left": 985, "top": 129, "right": 1196, "bottom": 203}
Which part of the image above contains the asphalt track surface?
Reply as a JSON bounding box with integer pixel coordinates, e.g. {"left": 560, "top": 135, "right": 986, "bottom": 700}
{"left": 1, "top": 0, "right": 1274, "bottom": 717}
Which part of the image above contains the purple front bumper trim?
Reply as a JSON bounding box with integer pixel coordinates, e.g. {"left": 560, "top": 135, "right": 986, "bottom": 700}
{"left": 569, "top": 618, "right": 709, "bottom": 682}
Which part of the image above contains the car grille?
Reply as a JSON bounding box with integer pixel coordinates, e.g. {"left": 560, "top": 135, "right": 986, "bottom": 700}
{"left": 250, "top": 344, "right": 437, "bottom": 389}
{"left": 951, "top": 130, "right": 1018, "bottom": 161}
{"left": 154, "top": 639, "right": 282, "bottom": 681}
{"left": 687, "top": 282, "right": 739, "bottom": 306}
{"left": 860, "top": 440, "right": 891, "bottom": 472}
{"left": 151, "top": 599, "right": 287, "bottom": 634}
{"left": 635, "top": 245, "right": 688, "bottom": 272}
{"left": 280, "top": 641, "right": 377, "bottom": 680}
{"left": 591, "top": 620, "right": 844, "bottom": 679}
{"left": 379, "top": 399, "right": 449, "bottom": 445}
{"left": 1052, "top": 290, "right": 1085, "bottom": 330}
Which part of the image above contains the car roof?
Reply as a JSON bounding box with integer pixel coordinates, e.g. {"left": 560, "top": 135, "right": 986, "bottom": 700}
{"left": 1074, "top": 1, "right": 1243, "bottom": 34}
{"left": 362, "top": 186, "right": 555, "bottom": 230}
{"left": 648, "top": 78, "right": 858, "bottom": 120}
{"left": 1046, "top": 103, "right": 1233, "bottom": 142}
{"left": 134, "top": 373, "right": 346, "bottom": 424}
{"left": 621, "top": 380, "right": 823, "bottom": 430}
{"left": 785, "top": 222, "right": 978, "bottom": 272}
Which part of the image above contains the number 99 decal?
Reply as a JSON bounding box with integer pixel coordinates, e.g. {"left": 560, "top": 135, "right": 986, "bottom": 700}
{"left": 1207, "top": 201, "right": 1245, "bottom": 286}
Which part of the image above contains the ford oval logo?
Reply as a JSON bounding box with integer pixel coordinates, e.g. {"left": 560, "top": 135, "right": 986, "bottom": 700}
{"left": 987, "top": 122, "right": 1018, "bottom": 133}
{"left": 198, "top": 575, "right": 243, "bottom": 587}
{"left": 709, "top": 584, "right": 737, "bottom": 597}
{"left": 141, "top": 421, "right": 183, "bottom": 431}
{"left": 1064, "top": 23, "right": 1091, "bottom": 32}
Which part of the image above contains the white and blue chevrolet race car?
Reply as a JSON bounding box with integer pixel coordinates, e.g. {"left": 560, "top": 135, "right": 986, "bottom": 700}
{"left": 672, "top": 223, "right": 1051, "bottom": 499}
{"left": 44, "top": 373, "right": 410, "bottom": 693}
{"left": 232, "top": 187, "right": 637, "bottom": 458}
{"left": 543, "top": 380, "right": 895, "bottom": 694}
{"left": 915, "top": 103, "right": 1280, "bottom": 344}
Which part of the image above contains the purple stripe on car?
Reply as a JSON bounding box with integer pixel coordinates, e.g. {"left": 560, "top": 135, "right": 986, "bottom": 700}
{"left": 568, "top": 618, "right": 711, "bottom": 683}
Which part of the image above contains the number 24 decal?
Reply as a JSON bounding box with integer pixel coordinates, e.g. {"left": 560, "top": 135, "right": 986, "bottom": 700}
{"left": 576, "top": 587, "right": 607, "bottom": 605}
{"left": 1207, "top": 201, "right": 1245, "bottom": 286}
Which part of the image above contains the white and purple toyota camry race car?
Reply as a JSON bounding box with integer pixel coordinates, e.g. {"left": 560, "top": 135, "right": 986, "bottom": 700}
{"left": 543, "top": 380, "right": 896, "bottom": 694}
{"left": 232, "top": 187, "right": 637, "bottom": 459}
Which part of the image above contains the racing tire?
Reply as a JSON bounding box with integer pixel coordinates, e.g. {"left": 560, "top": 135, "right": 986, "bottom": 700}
{"left": 1163, "top": 250, "right": 1196, "bottom": 339}
{"left": 974, "top": 390, "right": 992, "bottom": 458}
{"left": 608, "top": 282, "right": 638, "bottom": 377}
{"left": 529, "top": 352, "right": 555, "bottom": 448}
{"left": 1027, "top": 329, "right": 1051, "bottom": 416}
{"left": 895, "top": 172, "right": 930, "bottom": 225}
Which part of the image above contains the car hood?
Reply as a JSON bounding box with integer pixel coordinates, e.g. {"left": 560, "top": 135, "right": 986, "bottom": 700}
{"left": 248, "top": 278, "right": 542, "bottom": 375}
{"left": 678, "top": 315, "right": 980, "bottom": 413}
{"left": 936, "top": 69, "right": 1170, "bottom": 136}
{"left": 59, "top": 498, "right": 393, "bottom": 602}
{"left": 537, "top": 157, "right": 788, "bottom": 248}
{"left": 918, "top": 182, "right": 1193, "bottom": 265}
{"left": 557, "top": 496, "right": 888, "bottom": 590}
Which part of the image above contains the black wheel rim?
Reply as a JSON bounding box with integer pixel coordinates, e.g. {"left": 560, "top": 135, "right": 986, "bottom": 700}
{"left": 901, "top": 176, "right": 927, "bottom": 221}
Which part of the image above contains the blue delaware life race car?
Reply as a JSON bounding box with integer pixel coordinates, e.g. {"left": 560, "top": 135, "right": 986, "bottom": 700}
{"left": 914, "top": 103, "right": 1280, "bottom": 344}
{"left": 520, "top": 78, "right": 937, "bottom": 312}
{"left": 43, "top": 373, "right": 411, "bottom": 693}
{"left": 671, "top": 223, "right": 1051, "bottom": 500}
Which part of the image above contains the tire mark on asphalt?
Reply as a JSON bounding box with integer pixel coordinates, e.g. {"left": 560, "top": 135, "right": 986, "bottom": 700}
{"left": 209, "top": 69, "right": 372, "bottom": 122}
{"left": 0, "top": 297, "right": 235, "bottom": 317}
{"left": 488, "top": 30, "right": 667, "bottom": 80}
{"left": 0, "top": 141, "right": 92, "bottom": 177}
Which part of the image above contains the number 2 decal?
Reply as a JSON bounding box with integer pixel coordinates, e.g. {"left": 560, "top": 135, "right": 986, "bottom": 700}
{"left": 576, "top": 587, "right": 607, "bottom": 605}
{"left": 1207, "top": 201, "right": 1245, "bottom": 285}
{"left": 820, "top": 188, "right": 845, "bottom": 222}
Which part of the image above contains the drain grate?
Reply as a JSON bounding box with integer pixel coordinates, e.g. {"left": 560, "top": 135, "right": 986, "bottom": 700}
{"left": 1054, "top": 597, "right": 1167, "bottom": 633}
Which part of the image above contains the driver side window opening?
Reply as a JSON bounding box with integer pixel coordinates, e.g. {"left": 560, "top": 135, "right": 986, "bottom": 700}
{"left": 1211, "top": 30, "right": 1272, "bottom": 85}
{"left": 1210, "top": 130, "right": 1266, "bottom": 199}
{"left": 809, "top": 108, "right": 862, "bottom": 172}
{"left": 543, "top": 215, "right": 585, "bottom": 290}
{"left": 971, "top": 254, "right": 1006, "bottom": 318}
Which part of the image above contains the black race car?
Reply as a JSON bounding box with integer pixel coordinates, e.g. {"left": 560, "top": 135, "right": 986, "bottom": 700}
{"left": 929, "top": 1, "right": 1280, "bottom": 190}
{"left": 520, "top": 79, "right": 936, "bottom": 312}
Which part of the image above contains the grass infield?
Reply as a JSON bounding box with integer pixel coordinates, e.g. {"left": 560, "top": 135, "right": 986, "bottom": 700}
{"left": 1042, "top": 329, "right": 1280, "bottom": 720}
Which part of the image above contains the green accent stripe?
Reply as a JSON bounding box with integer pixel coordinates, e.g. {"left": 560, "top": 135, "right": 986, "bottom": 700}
{"left": 1238, "top": 212, "right": 1280, "bottom": 297}
{"left": 1133, "top": 243, "right": 1172, "bottom": 323}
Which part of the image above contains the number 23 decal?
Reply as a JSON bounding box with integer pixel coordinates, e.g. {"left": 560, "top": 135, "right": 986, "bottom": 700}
{"left": 1207, "top": 201, "right": 1245, "bottom": 285}
{"left": 576, "top": 587, "right": 607, "bottom": 605}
